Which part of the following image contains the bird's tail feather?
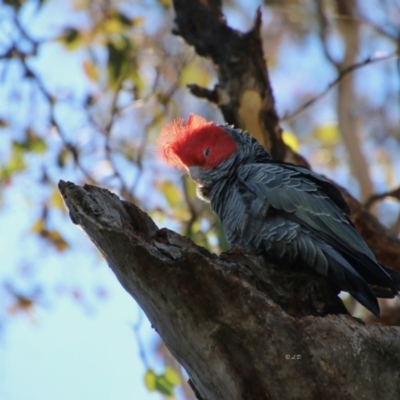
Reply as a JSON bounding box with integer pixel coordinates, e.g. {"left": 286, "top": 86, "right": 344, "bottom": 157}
{"left": 381, "top": 265, "right": 400, "bottom": 291}
{"left": 314, "top": 229, "right": 398, "bottom": 295}
{"left": 316, "top": 242, "right": 380, "bottom": 317}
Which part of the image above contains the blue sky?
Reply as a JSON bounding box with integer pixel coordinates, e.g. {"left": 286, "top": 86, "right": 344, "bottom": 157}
{"left": 0, "top": 0, "right": 176, "bottom": 397}
{"left": 1, "top": 0, "right": 400, "bottom": 399}
{"left": 0, "top": 186, "right": 165, "bottom": 400}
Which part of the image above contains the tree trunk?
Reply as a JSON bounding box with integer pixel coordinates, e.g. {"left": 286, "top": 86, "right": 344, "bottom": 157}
{"left": 59, "top": 180, "right": 400, "bottom": 400}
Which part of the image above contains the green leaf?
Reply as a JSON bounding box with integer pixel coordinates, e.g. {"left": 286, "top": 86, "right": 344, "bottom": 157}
{"left": 154, "top": 374, "right": 174, "bottom": 396}
{"left": 12, "top": 140, "right": 25, "bottom": 153}
{"left": 8, "top": 142, "right": 27, "bottom": 173}
{"left": 27, "top": 131, "right": 47, "bottom": 154}
{"left": 184, "top": 176, "right": 197, "bottom": 200}
{"left": 144, "top": 369, "right": 156, "bottom": 391}
{"left": 12, "top": 130, "right": 47, "bottom": 155}
{"left": 107, "top": 38, "right": 130, "bottom": 84}
{"left": 144, "top": 368, "right": 178, "bottom": 397}
{"left": 59, "top": 28, "right": 82, "bottom": 51}
{"left": 57, "top": 148, "right": 70, "bottom": 168}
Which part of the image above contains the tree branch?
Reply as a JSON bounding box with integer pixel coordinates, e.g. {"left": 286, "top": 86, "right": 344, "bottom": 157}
{"left": 365, "top": 186, "right": 400, "bottom": 210}
{"left": 59, "top": 180, "right": 400, "bottom": 400}
{"left": 172, "top": 0, "right": 298, "bottom": 163}
{"left": 281, "top": 53, "right": 398, "bottom": 123}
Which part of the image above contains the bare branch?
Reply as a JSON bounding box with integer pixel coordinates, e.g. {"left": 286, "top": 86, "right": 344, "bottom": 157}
{"left": 8, "top": 15, "right": 97, "bottom": 184}
{"left": 281, "top": 53, "right": 398, "bottom": 123}
{"left": 365, "top": 186, "right": 400, "bottom": 210}
{"left": 186, "top": 84, "right": 219, "bottom": 103}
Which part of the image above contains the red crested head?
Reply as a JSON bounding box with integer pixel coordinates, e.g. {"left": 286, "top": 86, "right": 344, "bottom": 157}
{"left": 158, "top": 114, "right": 237, "bottom": 170}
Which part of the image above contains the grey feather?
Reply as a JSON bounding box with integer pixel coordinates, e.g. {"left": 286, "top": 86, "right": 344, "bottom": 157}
{"left": 192, "top": 125, "right": 400, "bottom": 317}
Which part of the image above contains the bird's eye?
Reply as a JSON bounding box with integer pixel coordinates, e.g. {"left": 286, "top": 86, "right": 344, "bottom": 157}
{"left": 203, "top": 148, "right": 211, "bottom": 157}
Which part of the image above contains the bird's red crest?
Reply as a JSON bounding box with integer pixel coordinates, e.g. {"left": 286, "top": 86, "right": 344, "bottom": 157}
{"left": 158, "top": 114, "right": 234, "bottom": 169}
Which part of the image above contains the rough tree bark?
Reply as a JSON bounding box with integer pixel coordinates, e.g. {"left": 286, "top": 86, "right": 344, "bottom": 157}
{"left": 172, "top": 0, "right": 400, "bottom": 273}
{"left": 59, "top": 180, "right": 400, "bottom": 400}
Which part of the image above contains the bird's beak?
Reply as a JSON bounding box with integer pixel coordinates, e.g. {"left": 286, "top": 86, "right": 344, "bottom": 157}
{"left": 188, "top": 166, "right": 202, "bottom": 182}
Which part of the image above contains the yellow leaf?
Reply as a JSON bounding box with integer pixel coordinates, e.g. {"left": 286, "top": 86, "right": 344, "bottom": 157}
{"left": 314, "top": 123, "right": 340, "bottom": 144}
{"left": 159, "top": 181, "right": 182, "bottom": 207}
{"left": 41, "top": 230, "right": 70, "bottom": 252}
{"left": 83, "top": 60, "right": 99, "bottom": 82}
{"left": 157, "top": 0, "right": 171, "bottom": 8}
{"left": 282, "top": 131, "right": 300, "bottom": 152}
{"left": 50, "top": 188, "right": 66, "bottom": 213}
{"left": 180, "top": 60, "right": 210, "bottom": 88}
{"left": 185, "top": 177, "right": 197, "bottom": 200}
{"left": 104, "top": 18, "right": 123, "bottom": 34}
{"left": 30, "top": 218, "right": 45, "bottom": 234}
{"left": 8, "top": 142, "right": 27, "bottom": 173}
{"left": 173, "top": 208, "right": 191, "bottom": 221}
{"left": 164, "top": 366, "right": 180, "bottom": 385}
{"left": 144, "top": 369, "right": 156, "bottom": 391}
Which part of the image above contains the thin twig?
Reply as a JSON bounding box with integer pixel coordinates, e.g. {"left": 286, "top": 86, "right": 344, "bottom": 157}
{"left": 85, "top": 77, "right": 132, "bottom": 197}
{"left": 131, "top": 311, "right": 150, "bottom": 369}
{"left": 364, "top": 186, "right": 400, "bottom": 210}
{"left": 330, "top": 14, "right": 398, "bottom": 41}
{"left": 315, "top": 0, "right": 340, "bottom": 68}
{"left": 281, "top": 53, "right": 398, "bottom": 122}
{"left": 11, "top": 15, "right": 97, "bottom": 184}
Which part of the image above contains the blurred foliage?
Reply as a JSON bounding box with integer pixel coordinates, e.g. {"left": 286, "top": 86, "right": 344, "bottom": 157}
{"left": 0, "top": 0, "right": 400, "bottom": 398}
{"left": 282, "top": 131, "right": 300, "bottom": 152}
{"left": 144, "top": 366, "right": 181, "bottom": 397}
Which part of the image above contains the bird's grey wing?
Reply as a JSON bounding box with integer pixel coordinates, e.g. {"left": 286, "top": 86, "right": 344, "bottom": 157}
{"left": 237, "top": 163, "right": 397, "bottom": 300}
{"left": 265, "top": 161, "right": 351, "bottom": 215}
